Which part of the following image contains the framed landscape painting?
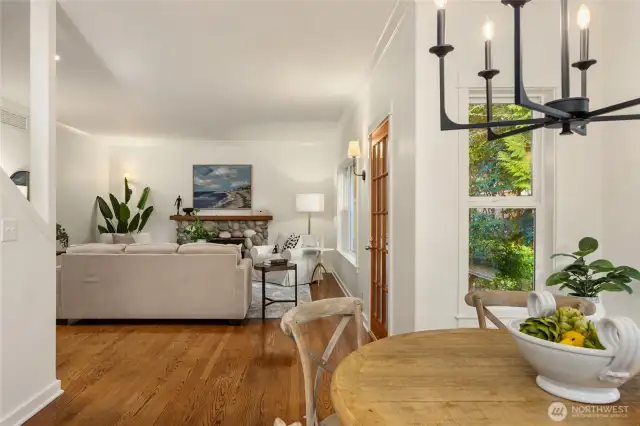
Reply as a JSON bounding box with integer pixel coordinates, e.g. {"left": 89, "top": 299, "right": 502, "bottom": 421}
{"left": 193, "top": 165, "right": 252, "bottom": 209}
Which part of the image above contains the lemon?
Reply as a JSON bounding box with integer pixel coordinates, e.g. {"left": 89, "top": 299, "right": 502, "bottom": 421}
{"left": 559, "top": 331, "right": 585, "bottom": 347}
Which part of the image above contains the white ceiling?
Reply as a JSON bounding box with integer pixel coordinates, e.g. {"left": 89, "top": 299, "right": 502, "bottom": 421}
{"left": 1, "top": 0, "right": 396, "bottom": 139}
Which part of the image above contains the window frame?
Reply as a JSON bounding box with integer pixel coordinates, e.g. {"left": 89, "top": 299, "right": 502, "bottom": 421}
{"left": 457, "top": 88, "right": 557, "bottom": 325}
{"left": 338, "top": 159, "right": 358, "bottom": 263}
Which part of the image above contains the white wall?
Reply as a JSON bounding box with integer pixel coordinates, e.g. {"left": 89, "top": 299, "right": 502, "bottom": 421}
{"left": 414, "top": 0, "right": 605, "bottom": 330}
{"left": 103, "top": 123, "right": 338, "bottom": 249}
{"left": 57, "top": 129, "right": 108, "bottom": 244}
{"left": 0, "top": 117, "right": 108, "bottom": 244}
{"left": 333, "top": 2, "right": 416, "bottom": 335}
{"left": 0, "top": 124, "right": 29, "bottom": 177}
{"left": 0, "top": 170, "right": 61, "bottom": 426}
{"left": 601, "top": 2, "right": 640, "bottom": 324}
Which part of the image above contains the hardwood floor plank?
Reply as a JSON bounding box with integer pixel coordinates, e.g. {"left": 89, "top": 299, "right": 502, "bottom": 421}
{"left": 26, "top": 274, "right": 367, "bottom": 426}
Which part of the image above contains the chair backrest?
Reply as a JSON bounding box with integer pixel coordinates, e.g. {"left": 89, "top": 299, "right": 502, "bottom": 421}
{"left": 464, "top": 290, "right": 596, "bottom": 329}
{"left": 281, "top": 297, "right": 364, "bottom": 426}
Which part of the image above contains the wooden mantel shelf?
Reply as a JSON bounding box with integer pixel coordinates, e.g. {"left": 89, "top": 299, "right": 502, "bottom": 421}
{"left": 170, "top": 215, "right": 273, "bottom": 222}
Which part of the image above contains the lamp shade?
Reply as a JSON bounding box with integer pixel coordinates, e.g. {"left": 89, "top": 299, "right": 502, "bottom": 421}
{"left": 296, "top": 193, "right": 325, "bottom": 212}
{"left": 348, "top": 141, "right": 361, "bottom": 158}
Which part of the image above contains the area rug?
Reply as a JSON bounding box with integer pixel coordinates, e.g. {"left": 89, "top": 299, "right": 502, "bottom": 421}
{"left": 247, "top": 281, "right": 312, "bottom": 319}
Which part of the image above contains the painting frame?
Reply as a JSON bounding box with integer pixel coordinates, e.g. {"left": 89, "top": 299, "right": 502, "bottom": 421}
{"left": 192, "top": 164, "right": 253, "bottom": 210}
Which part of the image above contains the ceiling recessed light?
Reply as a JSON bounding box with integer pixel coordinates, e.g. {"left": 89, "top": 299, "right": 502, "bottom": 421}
{"left": 55, "top": 54, "right": 60, "bottom": 61}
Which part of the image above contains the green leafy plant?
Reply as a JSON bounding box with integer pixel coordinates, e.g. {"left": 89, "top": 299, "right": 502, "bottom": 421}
{"left": 546, "top": 237, "right": 640, "bottom": 297}
{"left": 520, "top": 317, "right": 562, "bottom": 342}
{"left": 184, "top": 215, "right": 210, "bottom": 241}
{"left": 96, "top": 178, "right": 154, "bottom": 234}
{"left": 56, "top": 223, "right": 69, "bottom": 248}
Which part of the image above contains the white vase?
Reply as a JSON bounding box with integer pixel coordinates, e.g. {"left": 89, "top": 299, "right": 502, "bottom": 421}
{"left": 582, "top": 296, "right": 606, "bottom": 321}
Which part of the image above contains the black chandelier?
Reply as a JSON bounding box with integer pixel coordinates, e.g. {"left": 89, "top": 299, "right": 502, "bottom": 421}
{"left": 429, "top": 0, "right": 640, "bottom": 141}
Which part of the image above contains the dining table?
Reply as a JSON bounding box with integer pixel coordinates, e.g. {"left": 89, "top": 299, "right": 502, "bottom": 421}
{"left": 330, "top": 329, "right": 639, "bottom": 425}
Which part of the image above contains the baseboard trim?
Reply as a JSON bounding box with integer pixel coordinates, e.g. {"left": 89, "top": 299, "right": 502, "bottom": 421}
{"left": 329, "top": 272, "right": 376, "bottom": 341}
{"left": 0, "top": 380, "right": 62, "bottom": 426}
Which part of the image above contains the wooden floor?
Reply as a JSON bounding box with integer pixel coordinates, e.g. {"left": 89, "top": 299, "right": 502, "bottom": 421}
{"left": 27, "top": 274, "right": 367, "bottom": 426}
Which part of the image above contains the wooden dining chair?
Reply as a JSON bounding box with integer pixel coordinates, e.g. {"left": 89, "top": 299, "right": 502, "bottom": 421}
{"left": 280, "top": 297, "right": 365, "bottom": 426}
{"left": 465, "top": 290, "right": 596, "bottom": 329}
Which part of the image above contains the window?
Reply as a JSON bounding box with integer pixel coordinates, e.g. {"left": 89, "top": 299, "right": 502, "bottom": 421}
{"left": 465, "top": 101, "right": 548, "bottom": 292}
{"left": 339, "top": 163, "right": 357, "bottom": 255}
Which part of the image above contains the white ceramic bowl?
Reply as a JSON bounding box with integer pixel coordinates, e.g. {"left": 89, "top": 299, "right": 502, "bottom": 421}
{"left": 508, "top": 319, "right": 632, "bottom": 404}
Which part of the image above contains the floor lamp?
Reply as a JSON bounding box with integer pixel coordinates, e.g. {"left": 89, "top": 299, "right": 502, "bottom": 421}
{"left": 296, "top": 193, "right": 326, "bottom": 283}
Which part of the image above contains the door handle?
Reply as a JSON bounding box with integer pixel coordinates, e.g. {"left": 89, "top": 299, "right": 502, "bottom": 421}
{"left": 365, "top": 245, "right": 372, "bottom": 251}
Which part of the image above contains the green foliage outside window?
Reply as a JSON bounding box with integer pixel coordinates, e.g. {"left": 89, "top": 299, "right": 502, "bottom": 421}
{"left": 469, "top": 104, "right": 533, "bottom": 197}
{"left": 469, "top": 104, "right": 535, "bottom": 291}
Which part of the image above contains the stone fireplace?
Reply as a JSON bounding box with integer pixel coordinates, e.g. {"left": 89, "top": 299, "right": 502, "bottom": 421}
{"left": 171, "top": 215, "right": 273, "bottom": 252}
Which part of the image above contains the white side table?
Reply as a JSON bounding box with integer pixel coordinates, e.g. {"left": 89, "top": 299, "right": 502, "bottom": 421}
{"left": 302, "top": 247, "right": 334, "bottom": 283}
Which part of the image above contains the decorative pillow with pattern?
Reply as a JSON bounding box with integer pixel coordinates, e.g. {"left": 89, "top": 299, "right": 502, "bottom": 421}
{"left": 283, "top": 233, "right": 300, "bottom": 250}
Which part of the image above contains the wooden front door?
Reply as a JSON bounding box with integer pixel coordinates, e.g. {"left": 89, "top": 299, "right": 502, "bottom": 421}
{"left": 369, "top": 118, "right": 389, "bottom": 339}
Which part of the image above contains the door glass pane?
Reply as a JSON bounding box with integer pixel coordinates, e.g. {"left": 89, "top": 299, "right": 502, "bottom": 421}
{"left": 469, "top": 104, "right": 533, "bottom": 197}
{"left": 469, "top": 208, "right": 535, "bottom": 291}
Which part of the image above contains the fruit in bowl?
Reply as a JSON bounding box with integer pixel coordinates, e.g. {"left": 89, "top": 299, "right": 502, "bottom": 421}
{"left": 519, "top": 307, "right": 605, "bottom": 350}
{"left": 509, "top": 306, "right": 640, "bottom": 404}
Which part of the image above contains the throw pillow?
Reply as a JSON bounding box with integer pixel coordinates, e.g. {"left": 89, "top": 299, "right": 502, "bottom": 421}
{"left": 283, "top": 233, "right": 300, "bottom": 250}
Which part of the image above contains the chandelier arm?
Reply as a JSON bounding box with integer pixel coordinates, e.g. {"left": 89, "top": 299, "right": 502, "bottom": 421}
{"left": 589, "top": 114, "right": 640, "bottom": 122}
{"left": 572, "top": 124, "right": 587, "bottom": 136}
{"left": 437, "top": 57, "right": 549, "bottom": 131}
{"left": 587, "top": 98, "right": 640, "bottom": 118}
{"left": 512, "top": 5, "right": 571, "bottom": 120}
{"left": 487, "top": 122, "right": 548, "bottom": 141}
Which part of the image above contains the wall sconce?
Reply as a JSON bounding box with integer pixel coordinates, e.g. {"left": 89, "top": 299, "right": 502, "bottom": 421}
{"left": 348, "top": 141, "right": 366, "bottom": 181}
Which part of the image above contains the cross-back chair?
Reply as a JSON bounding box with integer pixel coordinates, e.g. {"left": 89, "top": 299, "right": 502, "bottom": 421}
{"left": 465, "top": 290, "right": 596, "bottom": 329}
{"left": 280, "top": 297, "right": 364, "bottom": 426}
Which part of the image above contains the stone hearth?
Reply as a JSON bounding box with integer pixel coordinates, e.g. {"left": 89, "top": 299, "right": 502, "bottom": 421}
{"left": 176, "top": 220, "right": 269, "bottom": 249}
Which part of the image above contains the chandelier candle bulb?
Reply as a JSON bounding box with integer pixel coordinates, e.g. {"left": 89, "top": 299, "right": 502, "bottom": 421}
{"left": 483, "top": 20, "right": 495, "bottom": 70}
{"left": 560, "top": 0, "right": 570, "bottom": 98}
{"left": 434, "top": 0, "right": 448, "bottom": 45}
{"left": 578, "top": 5, "right": 591, "bottom": 61}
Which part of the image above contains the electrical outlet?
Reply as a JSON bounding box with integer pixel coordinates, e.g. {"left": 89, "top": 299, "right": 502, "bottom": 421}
{"left": 1, "top": 218, "right": 18, "bottom": 242}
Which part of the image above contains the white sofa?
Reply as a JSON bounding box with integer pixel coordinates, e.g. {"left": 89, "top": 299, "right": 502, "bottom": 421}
{"left": 58, "top": 242, "right": 252, "bottom": 321}
{"left": 249, "top": 233, "right": 320, "bottom": 286}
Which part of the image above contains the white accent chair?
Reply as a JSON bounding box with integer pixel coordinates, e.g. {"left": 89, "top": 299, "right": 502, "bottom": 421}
{"left": 249, "top": 233, "right": 321, "bottom": 286}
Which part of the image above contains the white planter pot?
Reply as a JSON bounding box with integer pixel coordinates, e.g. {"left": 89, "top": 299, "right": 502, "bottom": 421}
{"left": 582, "top": 296, "right": 606, "bottom": 321}
{"left": 99, "top": 233, "right": 114, "bottom": 244}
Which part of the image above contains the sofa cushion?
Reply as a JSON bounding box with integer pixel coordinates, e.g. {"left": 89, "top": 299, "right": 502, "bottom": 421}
{"left": 113, "top": 233, "right": 136, "bottom": 244}
{"left": 125, "top": 243, "right": 178, "bottom": 254}
{"left": 178, "top": 243, "right": 239, "bottom": 258}
{"left": 67, "top": 243, "right": 126, "bottom": 254}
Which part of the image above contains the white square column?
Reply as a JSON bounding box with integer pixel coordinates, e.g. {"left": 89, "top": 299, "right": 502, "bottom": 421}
{"left": 30, "top": 0, "right": 56, "bottom": 228}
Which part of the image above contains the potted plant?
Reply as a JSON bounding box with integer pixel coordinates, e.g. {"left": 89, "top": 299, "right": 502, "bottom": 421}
{"left": 56, "top": 223, "right": 69, "bottom": 251}
{"left": 96, "top": 177, "right": 154, "bottom": 242}
{"left": 184, "top": 215, "right": 210, "bottom": 243}
{"left": 546, "top": 237, "right": 640, "bottom": 319}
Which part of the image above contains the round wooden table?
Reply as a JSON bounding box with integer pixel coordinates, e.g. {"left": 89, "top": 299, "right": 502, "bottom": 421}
{"left": 330, "top": 329, "right": 640, "bottom": 425}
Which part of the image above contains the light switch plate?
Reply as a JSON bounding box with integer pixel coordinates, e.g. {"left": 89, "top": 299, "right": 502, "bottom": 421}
{"left": 1, "top": 218, "right": 18, "bottom": 242}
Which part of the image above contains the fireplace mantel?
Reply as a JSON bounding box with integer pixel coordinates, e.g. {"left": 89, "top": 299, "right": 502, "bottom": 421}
{"left": 170, "top": 215, "right": 273, "bottom": 222}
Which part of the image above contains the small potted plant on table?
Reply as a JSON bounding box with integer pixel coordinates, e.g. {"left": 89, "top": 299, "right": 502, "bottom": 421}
{"left": 546, "top": 237, "right": 640, "bottom": 319}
